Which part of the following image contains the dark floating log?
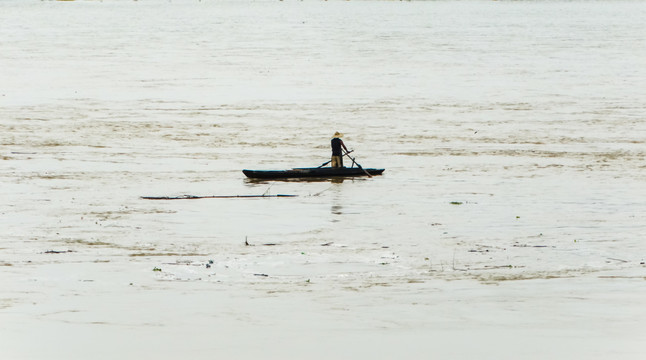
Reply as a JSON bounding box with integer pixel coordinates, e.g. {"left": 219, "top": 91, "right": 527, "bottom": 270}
{"left": 44, "top": 250, "right": 73, "bottom": 254}
{"left": 141, "top": 194, "right": 297, "bottom": 200}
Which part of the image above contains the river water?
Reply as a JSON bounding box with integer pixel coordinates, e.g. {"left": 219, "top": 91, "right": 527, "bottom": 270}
{"left": 1, "top": 1, "right": 645, "bottom": 359}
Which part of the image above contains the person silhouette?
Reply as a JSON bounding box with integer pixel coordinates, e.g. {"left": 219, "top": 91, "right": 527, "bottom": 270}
{"left": 330, "top": 131, "right": 349, "bottom": 168}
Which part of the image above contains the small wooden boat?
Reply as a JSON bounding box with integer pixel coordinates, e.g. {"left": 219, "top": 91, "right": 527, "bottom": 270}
{"left": 243, "top": 167, "right": 385, "bottom": 179}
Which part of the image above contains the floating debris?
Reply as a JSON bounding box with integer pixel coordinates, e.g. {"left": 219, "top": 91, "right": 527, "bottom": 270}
{"left": 245, "top": 237, "right": 279, "bottom": 246}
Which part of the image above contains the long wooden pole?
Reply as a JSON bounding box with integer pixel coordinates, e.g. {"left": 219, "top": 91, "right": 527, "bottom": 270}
{"left": 141, "top": 194, "right": 297, "bottom": 200}
{"left": 343, "top": 151, "right": 372, "bottom": 177}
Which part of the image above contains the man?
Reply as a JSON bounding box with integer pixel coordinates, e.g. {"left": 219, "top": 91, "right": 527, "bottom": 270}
{"left": 331, "top": 131, "right": 349, "bottom": 168}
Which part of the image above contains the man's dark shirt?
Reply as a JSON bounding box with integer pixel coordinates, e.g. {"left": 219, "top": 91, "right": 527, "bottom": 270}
{"left": 331, "top": 138, "right": 343, "bottom": 156}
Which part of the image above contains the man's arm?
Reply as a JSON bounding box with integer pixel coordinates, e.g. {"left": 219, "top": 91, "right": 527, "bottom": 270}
{"left": 341, "top": 140, "right": 349, "bottom": 153}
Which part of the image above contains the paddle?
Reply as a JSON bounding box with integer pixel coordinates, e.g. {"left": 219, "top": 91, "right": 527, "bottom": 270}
{"left": 316, "top": 160, "right": 331, "bottom": 168}
{"left": 343, "top": 151, "right": 372, "bottom": 177}
{"left": 318, "top": 150, "right": 354, "bottom": 168}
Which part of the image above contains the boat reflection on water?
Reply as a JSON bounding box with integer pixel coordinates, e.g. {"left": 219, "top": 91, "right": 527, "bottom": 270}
{"left": 243, "top": 176, "right": 355, "bottom": 185}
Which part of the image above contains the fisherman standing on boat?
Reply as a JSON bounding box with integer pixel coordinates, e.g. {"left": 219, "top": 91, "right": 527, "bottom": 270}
{"left": 331, "top": 131, "right": 349, "bottom": 168}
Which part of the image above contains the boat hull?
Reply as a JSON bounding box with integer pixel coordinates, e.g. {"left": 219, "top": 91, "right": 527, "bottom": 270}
{"left": 243, "top": 167, "right": 385, "bottom": 179}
